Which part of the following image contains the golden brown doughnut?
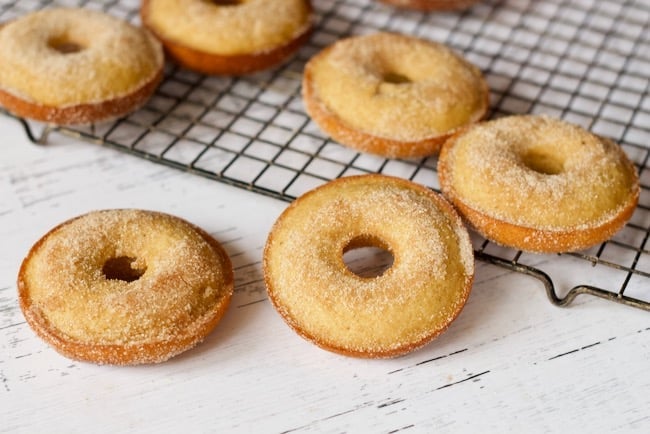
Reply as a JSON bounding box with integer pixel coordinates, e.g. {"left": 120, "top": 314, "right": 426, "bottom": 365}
{"left": 302, "top": 32, "right": 489, "bottom": 159}
{"left": 378, "top": 0, "right": 482, "bottom": 11}
{"left": 263, "top": 174, "right": 474, "bottom": 358}
{"left": 141, "top": 0, "right": 313, "bottom": 75}
{"left": 438, "top": 115, "right": 640, "bottom": 253}
{"left": 0, "top": 8, "right": 164, "bottom": 125}
{"left": 18, "top": 210, "right": 234, "bottom": 365}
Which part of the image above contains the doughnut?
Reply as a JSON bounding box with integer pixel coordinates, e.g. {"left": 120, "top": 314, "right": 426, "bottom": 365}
{"left": 302, "top": 32, "right": 489, "bottom": 159}
{"left": 438, "top": 115, "right": 640, "bottom": 253}
{"left": 0, "top": 8, "right": 164, "bottom": 125}
{"left": 263, "top": 174, "right": 474, "bottom": 358}
{"left": 378, "top": 0, "right": 482, "bottom": 11}
{"left": 17, "top": 209, "right": 234, "bottom": 365}
{"left": 141, "top": 0, "right": 312, "bottom": 75}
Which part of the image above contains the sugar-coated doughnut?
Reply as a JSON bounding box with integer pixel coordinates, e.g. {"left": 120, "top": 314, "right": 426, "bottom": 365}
{"left": 263, "top": 174, "right": 474, "bottom": 358}
{"left": 0, "top": 8, "right": 164, "bottom": 125}
{"left": 438, "top": 115, "right": 640, "bottom": 253}
{"left": 379, "top": 0, "right": 482, "bottom": 11}
{"left": 141, "top": 0, "right": 312, "bottom": 75}
{"left": 18, "top": 210, "right": 234, "bottom": 365}
{"left": 302, "top": 32, "right": 488, "bottom": 159}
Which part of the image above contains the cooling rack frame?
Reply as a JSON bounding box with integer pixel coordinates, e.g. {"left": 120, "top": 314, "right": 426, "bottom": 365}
{"left": 1, "top": 0, "right": 649, "bottom": 311}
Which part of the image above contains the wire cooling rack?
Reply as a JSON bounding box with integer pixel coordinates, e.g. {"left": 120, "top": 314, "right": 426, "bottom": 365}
{"left": 1, "top": 0, "right": 649, "bottom": 311}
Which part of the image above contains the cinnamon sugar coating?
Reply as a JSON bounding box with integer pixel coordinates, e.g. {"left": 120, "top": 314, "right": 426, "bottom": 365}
{"left": 141, "top": 0, "right": 312, "bottom": 75}
{"left": 263, "top": 175, "right": 474, "bottom": 358}
{"left": 0, "top": 8, "right": 163, "bottom": 124}
{"left": 438, "top": 115, "right": 640, "bottom": 253}
{"left": 302, "top": 32, "right": 488, "bottom": 158}
{"left": 18, "top": 210, "right": 233, "bottom": 365}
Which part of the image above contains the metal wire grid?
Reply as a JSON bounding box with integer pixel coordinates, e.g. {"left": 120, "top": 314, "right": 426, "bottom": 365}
{"left": 1, "top": 0, "right": 649, "bottom": 311}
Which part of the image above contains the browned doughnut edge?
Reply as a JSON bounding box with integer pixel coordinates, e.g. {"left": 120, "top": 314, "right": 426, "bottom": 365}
{"left": 0, "top": 69, "right": 163, "bottom": 125}
{"left": 379, "top": 0, "right": 483, "bottom": 11}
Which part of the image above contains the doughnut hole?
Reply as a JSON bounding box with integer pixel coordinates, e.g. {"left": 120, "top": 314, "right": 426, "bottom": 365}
{"left": 382, "top": 71, "right": 412, "bottom": 85}
{"left": 210, "top": 0, "right": 242, "bottom": 5}
{"left": 375, "top": 49, "right": 436, "bottom": 87}
{"left": 521, "top": 147, "right": 565, "bottom": 175}
{"left": 377, "top": 67, "right": 415, "bottom": 96}
{"left": 47, "top": 36, "right": 86, "bottom": 54}
{"left": 343, "top": 235, "right": 394, "bottom": 278}
{"left": 102, "top": 256, "right": 146, "bottom": 282}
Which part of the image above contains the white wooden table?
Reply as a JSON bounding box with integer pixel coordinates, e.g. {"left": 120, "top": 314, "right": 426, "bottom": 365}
{"left": 1, "top": 113, "right": 649, "bottom": 433}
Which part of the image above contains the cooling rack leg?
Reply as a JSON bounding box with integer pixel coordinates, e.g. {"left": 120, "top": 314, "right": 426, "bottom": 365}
{"left": 10, "top": 114, "right": 49, "bottom": 145}
{"left": 475, "top": 251, "right": 565, "bottom": 306}
{"left": 475, "top": 251, "right": 650, "bottom": 312}
{"left": 564, "top": 286, "right": 650, "bottom": 312}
